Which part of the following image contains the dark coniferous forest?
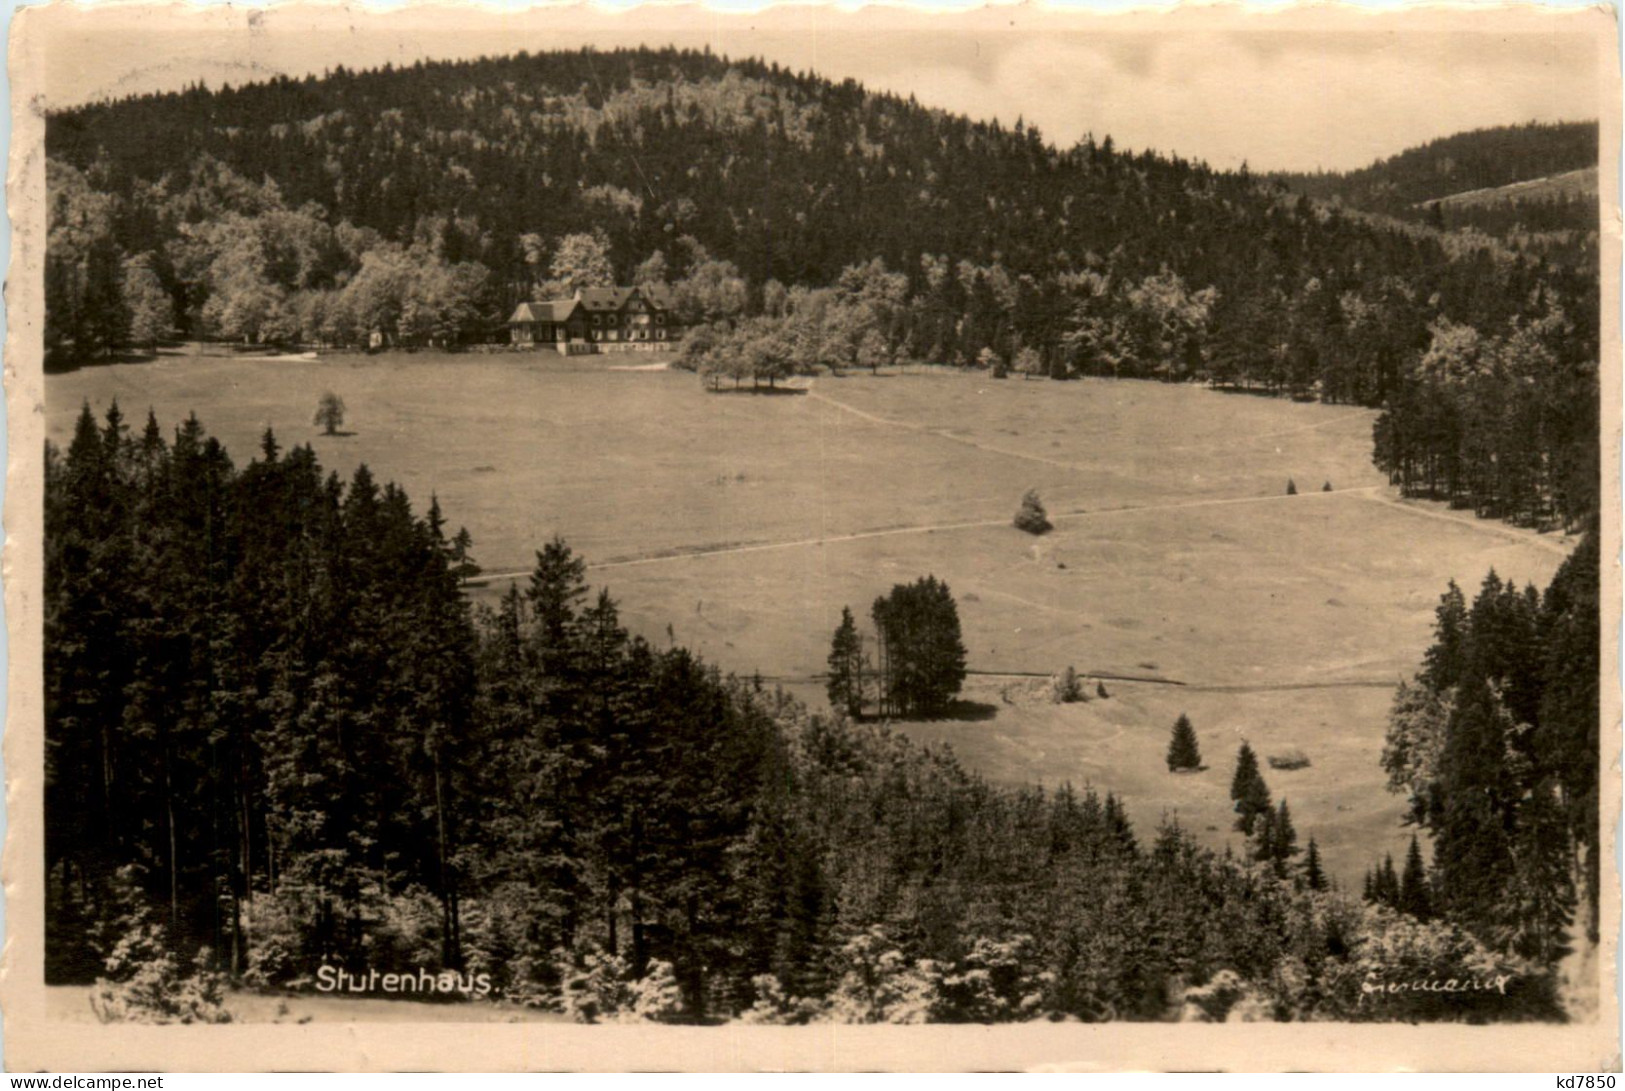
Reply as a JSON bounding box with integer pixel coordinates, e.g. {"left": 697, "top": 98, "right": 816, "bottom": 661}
{"left": 41, "top": 47, "right": 1604, "bottom": 1024}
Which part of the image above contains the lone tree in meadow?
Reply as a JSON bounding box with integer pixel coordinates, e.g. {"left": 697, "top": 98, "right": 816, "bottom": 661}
{"left": 1230, "top": 741, "right": 1272, "bottom": 835}
{"left": 1166, "top": 714, "right": 1202, "bottom": 772}
{"left": 1013, "top": 489, "right": 1053, "bottom": 535}
{"left": 1322, "top": 481, "right": 1333, "bottom": 492}
{"left": 826, "top": 606, "right": 865, "bottom": 718}
{"left": 314, "top": 392, "right": 347, "bottom": 436}
{"left": 1286, "top": 478, "right": 1298, "bottom": 496}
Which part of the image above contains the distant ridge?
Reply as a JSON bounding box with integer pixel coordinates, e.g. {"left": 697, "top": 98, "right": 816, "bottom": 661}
{"left": 1269, "top": 120, "right": 1598, "bottom": 238}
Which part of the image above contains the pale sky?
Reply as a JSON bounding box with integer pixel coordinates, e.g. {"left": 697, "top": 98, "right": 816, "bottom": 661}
{"left": 23, "top": 3, "right": 1613, "bottom": 173}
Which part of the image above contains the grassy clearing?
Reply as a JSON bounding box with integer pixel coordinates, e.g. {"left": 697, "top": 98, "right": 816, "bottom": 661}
{"left": 46, "top": 355, "right": 1572, "bottom": 887}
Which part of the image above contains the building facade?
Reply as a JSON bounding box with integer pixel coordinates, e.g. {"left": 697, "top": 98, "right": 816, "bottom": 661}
{"left": 507, "top": 285, "right": 683, "bottom": 348}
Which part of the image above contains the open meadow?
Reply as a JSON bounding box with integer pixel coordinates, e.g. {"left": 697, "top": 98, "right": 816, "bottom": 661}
{"left": 46, "top": 349, "right": 1573, "bottom": 888}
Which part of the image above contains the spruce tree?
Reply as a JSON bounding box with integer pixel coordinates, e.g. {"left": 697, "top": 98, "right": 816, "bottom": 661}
{"left": 1286, "top": 478, "right": 1298, "bottom": 496}
{"left": 528, "top": 535, "right": 589, "bottom": 669}
{"left": 1229, "top": 741, "right": 1271, "bottom": 835}
{"left": 1432, "top": 673, "right": 1518, "bottom": 938}
{"left": 1302, "top": 837, "right": 1327, "bottom": 891}
{"left": 1536, "top": 525, "right": 1600, "bottom": 942}
{"left": 826, "top": 606, "right": 864, "bottom": 718}
{"left": 1377, "top": 853, "right": 1402, "bottom": 908}
{"left": 1271, "top": 799, "right": 1299, "bottom": 864}
{"left": 1399, "top": 834, "right": 1432, "bottom": 920}
{"left": 1166, "top": 714, "right": 1201, "bottom": 772}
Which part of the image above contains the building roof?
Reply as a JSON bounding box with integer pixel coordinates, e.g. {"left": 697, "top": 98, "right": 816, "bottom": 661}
{"left": 575, "top": 286, "right": 635, "bottom": 312}
{"left": 637, "top": 283, "right": 678, "bottom": 311}
{"left": 506, "top": 300, "right": 582, "bottom": 324}
{"left": 509, "top": 285, "right": 681, "bottom": 325}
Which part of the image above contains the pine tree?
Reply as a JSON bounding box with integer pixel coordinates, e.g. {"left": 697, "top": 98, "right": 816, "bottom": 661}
{"left": 1251, "top": 806, "right": 1277, "bottom": 865}
{"left": 1271, "top": 800, "right": 1299, "bottom": 865}
{"left": 1302, "top": 837, "right": 1327, "bottom": 891}
{"left": 1502, "top": 780, "right": 1575, "bottom": 963}
{"left": 1166, "top": 714, "right": 1201, "bottom": 772}
{"left": 1229, "top": 741, "right": 1271, "bottom": 835}
{"left": 1432, "top": 674, "right": 1518, "bottom": 938}
{"left": 1421, "top": 580, "right": 1469, "bottom": 690}
{"left": 1536, "top": 524, "right": 1600, "bottom": 941}
{"left": 527, "top": 535, "right": 589, "bottom": 671}
{"left": 1399, "top": 834, "right": 1432, "bottom": 920}
{"left": 1322, "top": 481, "right": 1333, "bottom": 492}
{"left": 826, "top": 606, "right": 864, "bottom": 718}
{"left": 1377, "top": 853, "right": 1402, "bottom": 908}
{"left": 1286, "top": 478, "right": 1298, "bottom": 495}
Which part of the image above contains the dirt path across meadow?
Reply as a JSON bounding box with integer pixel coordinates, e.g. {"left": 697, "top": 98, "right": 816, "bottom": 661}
{"left": 473, "top": 383, "right": 1570, "bottom": 584}
{"left": 472, "top": 484, "right": 1385, "bottom": 583}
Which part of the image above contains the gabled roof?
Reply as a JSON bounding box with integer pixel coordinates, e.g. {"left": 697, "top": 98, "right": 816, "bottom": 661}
{"left": 637, "top": 283, "right": 678, "bottom": 311}
{"left": 507, "top": 299, "right": 582, "bottom": 324}
{"left": 577, "top": 285, "right": 680, "bottom": 313}
{"left": 575, "top": 286, "right": 635, "bottom": 312}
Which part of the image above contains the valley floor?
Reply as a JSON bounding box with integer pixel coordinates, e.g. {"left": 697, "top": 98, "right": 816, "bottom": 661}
{"left": 45, "top": 355, "right": 1574, "bottom": 888}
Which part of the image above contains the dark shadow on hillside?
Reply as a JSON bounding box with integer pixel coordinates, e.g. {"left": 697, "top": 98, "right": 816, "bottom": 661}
{"left": 1207, "top": 383, "right": 1299, "bottom": 401}
{"left": 315, "top": 430, "right": 358, "bottom": 438}
{"left": 703, "top": 385, "right": 808, "bottom": 396}
{"left": 46, "top": 349, "right": 164, "bottom": 375}
{"left": 921, "top": 700, "right": 999, "bottom": 723}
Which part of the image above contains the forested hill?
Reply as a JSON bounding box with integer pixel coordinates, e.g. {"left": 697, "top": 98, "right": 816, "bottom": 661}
{"left": 46, "top": 48, "right": 1591, "bottom": 329}
{"left": 1268, "top": 121, "right": 1599, "bottom": 236}
{"left": 45, "top": 49, "right": 1600, "bottom": 529}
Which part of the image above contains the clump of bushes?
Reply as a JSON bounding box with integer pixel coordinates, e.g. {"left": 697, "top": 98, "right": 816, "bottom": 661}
{"left": 559, "top": 949, "right": 685, "bottom": 1024}
{"left": 89, "top": 869, "right": 231, "bottom": 1025}
{"left": 1050, "top": 666, "right": 1085, "bottom": 704}
{"left": 1014, "top": 489, "right": 1053, "bottom": 535}
{"left": 1268, "top": 748, "right": 1312, "bottom": 771}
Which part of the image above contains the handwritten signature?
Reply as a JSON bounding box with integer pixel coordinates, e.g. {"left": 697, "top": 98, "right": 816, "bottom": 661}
{"left": 1360, "top": 974, "right": 1513, "bottom": 1002}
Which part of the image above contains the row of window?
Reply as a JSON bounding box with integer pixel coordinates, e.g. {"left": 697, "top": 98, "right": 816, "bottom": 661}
{"left": 589, "top": 313, "right": 666, "bottom": 326}
{"left": 586, "top": 329, "right": 666, "bottom": 341}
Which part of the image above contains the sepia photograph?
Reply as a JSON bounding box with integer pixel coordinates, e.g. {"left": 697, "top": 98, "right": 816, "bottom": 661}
{"left": 3, "top": 1, "right": 1619, "bottom": 1072}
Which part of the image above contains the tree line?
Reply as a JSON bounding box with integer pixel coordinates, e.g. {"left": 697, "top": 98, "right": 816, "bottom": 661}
{"left": 1374, "top": 524, "right": 1600, "bottom": 965}
{"left": 49, "top": 406, "right": 1577, "bottom": 1022}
